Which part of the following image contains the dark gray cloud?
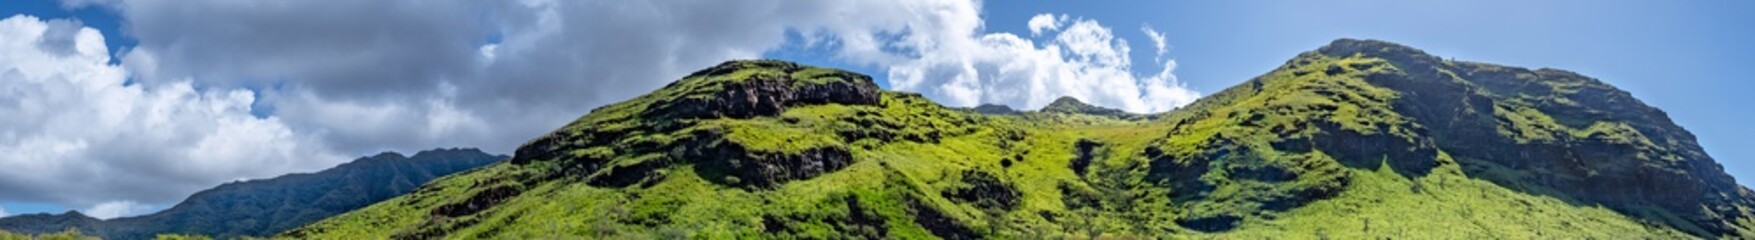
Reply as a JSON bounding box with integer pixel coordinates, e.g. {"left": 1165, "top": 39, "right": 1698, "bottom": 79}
{"left": 0, "top": 15, "right": 342, "bottom": 213}
{"left": 110, "top": 0, "right": 849, "bottom": 155}
{"left": 118, "top": 0, "right": 492, "bottom": 99}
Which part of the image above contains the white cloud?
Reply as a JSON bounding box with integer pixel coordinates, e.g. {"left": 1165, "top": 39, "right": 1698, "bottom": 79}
{"left": 1141, "top": 24, "right": 1169, "bottom": 63}
{"left": 1027, "top": 13, "right": 1062, "bottom": 36}
{"left": 81, "top": 200, "right": 154, "bottom": 219}
{"left": 1, "top": 206, "right": 8, "bottom": 217}
{"left": 0, "top": 15, "right": 344, "bottom": 206}
{"left": 880, "top": 14, "right": 1200, "bottom": 113}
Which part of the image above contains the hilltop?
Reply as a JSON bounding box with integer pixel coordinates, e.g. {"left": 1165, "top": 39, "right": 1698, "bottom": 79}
{"left": 286, "top": 40, "right": 1755, "bottom": 239}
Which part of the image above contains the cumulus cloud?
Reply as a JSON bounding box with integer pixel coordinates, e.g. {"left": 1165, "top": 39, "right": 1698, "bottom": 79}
{"left": 0, "top": 206, "right": 8, "bottom": 217}
{"left": 82, "top": 200, "right": 153, "bottom": 219}
{"left": 0, "top": 15, "right": 344, "bottom": 208}
{"left": 0, "top": 0, "right": 1201, "bottom": 210}
{"left": 1027, "top": 14, "right": 1063, "bottom": 36}
{"left": 881, "top": 15, "right": 1200, "bottom": 112}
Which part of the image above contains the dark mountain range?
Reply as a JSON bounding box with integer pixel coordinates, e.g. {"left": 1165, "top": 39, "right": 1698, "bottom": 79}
{"left": 0, "top": 148, "right": 504, "bottom": 239}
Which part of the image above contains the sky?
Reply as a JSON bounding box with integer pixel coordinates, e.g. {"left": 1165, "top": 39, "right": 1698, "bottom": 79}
{"left": 0, "top": 0, "right": 1749, "bottom": 219}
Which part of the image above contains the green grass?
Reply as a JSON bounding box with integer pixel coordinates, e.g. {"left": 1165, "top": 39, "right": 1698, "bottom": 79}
{"left": 1214, "top": 154, "right": 1689, "bottom": 239}
{"left": 283, "top": 56, "right": 1753, "bottom": 239}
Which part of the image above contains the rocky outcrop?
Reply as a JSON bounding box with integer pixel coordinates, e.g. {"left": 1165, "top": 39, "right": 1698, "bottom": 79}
{"left": 1070, "top": 139, "right": 1102, "bottom": 176}
{"left": 907, "top": 195, "right": 979, "bottom": 240}
{"left": 432, "top": 185, "right": 523, "bottom": 218}
{"left": 512, "top": 60, "right": 881, "bottom": 191}
{"left": 694, "top": 143, "right": 856, "bottom": 189}
{"left": 1143, "top": 144, "right": 1217, "bottom": 202}
{"left": 1176, "top": 214, "right": 1242, "bottom": 232}
{"left": 1322, "top": 38, "right": 1755, "bottom": 237}
{"left": 941, "top": 170, "right": 1022, "bottom": 210}
{"left": 761, "top": 195, "right": 888, "bottom": 238}
{"left": 648, "top": 60, "right": 881, "bottom": 120}
{"left": 511, "top": 60, "right": 879, "bottom": 182}
{"left": 1307, "top": 121, "right": 1439, "bottom": 177}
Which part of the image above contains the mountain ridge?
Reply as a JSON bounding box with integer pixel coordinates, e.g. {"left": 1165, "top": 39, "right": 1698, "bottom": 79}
{"left": 0, "top": 148, "right": 506, "bottom": 239}
{"left": 285, "top": 39, "right": 1752, "bottom": 239}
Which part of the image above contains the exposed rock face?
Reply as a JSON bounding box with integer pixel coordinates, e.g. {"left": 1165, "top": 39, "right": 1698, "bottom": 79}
{"left": 1176, "top": 214, "right": 1242, "bottom": 232}
{"left": 432, "top": 185, "right": 523, "bottom": 218}
{"left": 907, "top": 195, "right": 979, "bottom": 240}
{"left": 649, "top": 60, "right": 881, "bottom": 120}
{"left": 1308, "top": 121, "right": 1439, "bottom": 177}
{"left": 693, "top": 141, "right": 857, "bottom": 189}
{"left": 761, "top": 195, "right": 888, "bottom": 238}
{"left": 512, "top": 60, "right": 881, "bottom": 165}
{"left": 1322, "top": 38, "right": 1755, "bottom": 236}
{"left": 511, "top": 60, "right": 880, "bottom": 190}
{"left": 941, "top": 170, "right": 1022, "bottom": 210}
{"left": 1070, "top": 139, "right": 1102, "bottom": 176}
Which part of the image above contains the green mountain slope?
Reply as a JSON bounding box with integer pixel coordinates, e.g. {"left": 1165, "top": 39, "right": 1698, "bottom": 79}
{"left": 286, "top": 40, "right": 1755, "bottom": 239}
{"left": 0, "top": 148, "right": 504, "bottom": 239}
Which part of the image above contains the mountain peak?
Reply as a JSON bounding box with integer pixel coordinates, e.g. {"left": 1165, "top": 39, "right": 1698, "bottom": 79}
{"left": 409, "top": 147, "right": 500, "bottom": 160}
{"left": 367, "top": 151, "right": 407, "bottom": 160}
{"left": 1047, "top": 96, "right": 1083, "bottom": 106}
{"left": 969, "top": 103, "right": 1018, "bottom": 115}
{"left": 1040, "top": 96, "right": 1137, "bottom": 118}
{"left": 509, "top": 59, "right": 888, "bottom": 188}
{"left": 1040, "top": 96, "right": 1091, "bottom": 112}
{"left": 61, "top": 211, "right": 85, "bottom": 217}
{"left": 641, "top": 59, "right": 882, "bottom": 120}
{"left": 681, "top": 59, "right": 804, "bottom": 79}
{"left": 1317, "top": 38, "right": 1428, "bottom": 57}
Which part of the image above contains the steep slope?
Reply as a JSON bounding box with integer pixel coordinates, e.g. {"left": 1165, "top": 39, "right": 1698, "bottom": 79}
{"left": 0, "top": 148, "right": 505, "bottom": 239}
{"left": 289, "top": 42, "right": 1754, "bottom": 239}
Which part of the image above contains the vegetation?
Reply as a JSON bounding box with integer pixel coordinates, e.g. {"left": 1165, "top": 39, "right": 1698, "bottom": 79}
{"left": 0, "top": 228, "right": 100, "bottom": 240}
{"left": 244, "top": 40, "right": 1755, "bottom": 238}
{"left": 0, "top": 228, "right": 221, "bottom": 240}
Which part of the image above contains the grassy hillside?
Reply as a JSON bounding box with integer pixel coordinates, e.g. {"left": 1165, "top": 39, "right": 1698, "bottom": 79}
{"left": 285, "top": 41, "right": 1754, "bottom": 239}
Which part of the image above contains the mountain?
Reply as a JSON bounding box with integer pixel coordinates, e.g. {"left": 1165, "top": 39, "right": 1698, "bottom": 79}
{"left": 1039, "top": 96, "right": 1144, "bottom": 119}
{"left": 0, "top": 148, "right": 505, "bottom": 239}
{"left": 966, "top": 104, "right": 1019, "bottom": 115}
{"left": 287, "top": 41, "right": 1755, "bottom": 239}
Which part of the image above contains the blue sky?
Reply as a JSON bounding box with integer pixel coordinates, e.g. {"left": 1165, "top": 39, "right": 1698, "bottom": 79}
{"left": 1, "top": 0, "right": 1749, "bottom": 218}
